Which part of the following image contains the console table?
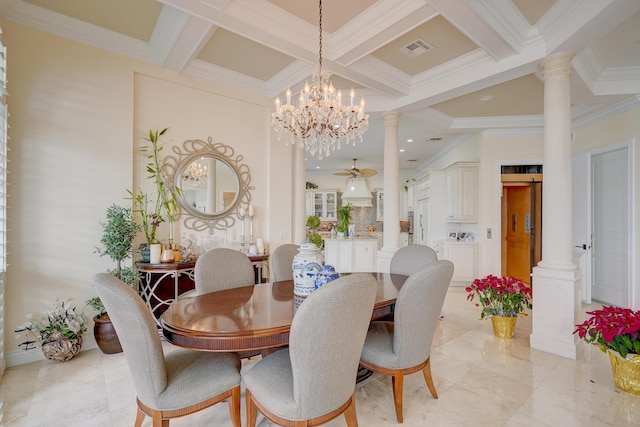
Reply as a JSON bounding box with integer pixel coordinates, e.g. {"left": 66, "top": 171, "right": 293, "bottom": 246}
{"left": 137, "top": 253, "right": 270, "bottom": 327}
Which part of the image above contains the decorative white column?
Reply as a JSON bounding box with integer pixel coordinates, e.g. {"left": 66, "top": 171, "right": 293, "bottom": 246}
{"left": 292, "top": 145, "right": 306, "bottom": 244}
{"left": 377, "top": 111, "right": 401, "bottom": 271}
{"left": 530, "top": 51, "right": 582, "bottom": 359}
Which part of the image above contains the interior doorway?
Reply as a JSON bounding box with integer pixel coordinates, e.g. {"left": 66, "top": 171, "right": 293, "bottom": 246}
{"left": 501, "top": 167, "right": 542, "bottom": 285}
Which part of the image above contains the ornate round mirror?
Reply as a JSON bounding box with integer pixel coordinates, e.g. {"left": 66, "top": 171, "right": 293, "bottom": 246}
{"left": 176, "top": 155, "right": 240, "bottom": 218}
{"left": 163, "top": 137, "right": 253, "bottom": 233}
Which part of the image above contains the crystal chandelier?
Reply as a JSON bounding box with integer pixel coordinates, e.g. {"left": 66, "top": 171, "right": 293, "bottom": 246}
{"left": 271, "top": 0, "right": 369, "bottom": 160}
{"left": 182, "top": 160, "right": 208, "bottom": 187}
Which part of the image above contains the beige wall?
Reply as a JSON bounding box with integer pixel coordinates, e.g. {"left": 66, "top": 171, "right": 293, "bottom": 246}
{"left": 3, "top": 21, "right": 289, "bottom": 363}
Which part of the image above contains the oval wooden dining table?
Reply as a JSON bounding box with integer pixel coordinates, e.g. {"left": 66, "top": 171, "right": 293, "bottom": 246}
{"left": 161, "top": 272, "right": 408, "bottom": 353}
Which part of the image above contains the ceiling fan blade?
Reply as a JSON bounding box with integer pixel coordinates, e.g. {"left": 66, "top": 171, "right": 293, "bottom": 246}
{"left": 351, "top": 169, "right": 363, "bottom": 176}
{"left": 333, "top": 172, "right": 352, "bottom": 176}
{"left": 360, "top": 169, "right": 377, "bottom": 178}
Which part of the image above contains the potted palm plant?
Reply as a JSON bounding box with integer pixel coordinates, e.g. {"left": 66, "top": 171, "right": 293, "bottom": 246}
{"left": 87, "top": 204, "right": 141, "bottom": 353}
{"left": 337, "top": 203, "right": 353, "bottom": 238}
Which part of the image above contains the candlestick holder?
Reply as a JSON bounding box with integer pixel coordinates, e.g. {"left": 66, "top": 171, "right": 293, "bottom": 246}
{"left": 249, "top": 216, "right": 254, "bottom": 246}
{"left": 239, "top": 213, "right": 246, "bottom": 253}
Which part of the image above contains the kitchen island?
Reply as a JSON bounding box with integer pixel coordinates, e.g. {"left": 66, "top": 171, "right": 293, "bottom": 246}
{"left": 324, "top": 237, "right": 380, "bottom": 273}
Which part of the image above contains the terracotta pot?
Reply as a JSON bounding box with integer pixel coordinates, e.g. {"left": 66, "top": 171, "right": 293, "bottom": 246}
{"left": 93, "top": 314, "right": 123, "bottom": 354}
{"left": 607, "top": 350, "right": 640, "bottom": 395}
{"left": 490, "top": 315, "right": 517, "bottom": 339}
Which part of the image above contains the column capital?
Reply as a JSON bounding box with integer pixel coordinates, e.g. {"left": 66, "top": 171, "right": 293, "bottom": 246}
{"left": 383, "top": 111, "right": 400, "bottom": 127}
{"left": 540, "top": 51, "right": 575, "bottom": 80}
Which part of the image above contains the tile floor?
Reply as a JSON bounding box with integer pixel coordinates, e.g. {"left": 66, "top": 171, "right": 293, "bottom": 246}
{"left": 2, "top": 287, "right": 639, "bottom": 427}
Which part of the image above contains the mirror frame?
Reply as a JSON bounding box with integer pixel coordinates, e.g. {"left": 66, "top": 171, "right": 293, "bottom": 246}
{"left": 163, "top": 137, "right": 254, "bottom": 234}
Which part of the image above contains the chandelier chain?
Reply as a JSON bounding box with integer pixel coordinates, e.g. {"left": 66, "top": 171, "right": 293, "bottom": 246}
{"left": 318, "top": 0, "right": 322, "bottom": 79}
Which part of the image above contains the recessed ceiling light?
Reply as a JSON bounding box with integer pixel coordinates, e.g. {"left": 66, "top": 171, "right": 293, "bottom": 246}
{"left": 407, "top": 139, "right": 414, "bottom": 143}
{"left": 399, "top": 149, "right": 405, "bottom": 152}
{"left": 479, "top": 95, "right": 493, "bottom": 102}
{"left": 315, "top": 166, "right": 320, "bottom": 169}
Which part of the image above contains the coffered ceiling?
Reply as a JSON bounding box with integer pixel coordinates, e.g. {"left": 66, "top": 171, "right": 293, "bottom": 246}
{"left": 2, "top": 0, "right": 639, "bottom": 174}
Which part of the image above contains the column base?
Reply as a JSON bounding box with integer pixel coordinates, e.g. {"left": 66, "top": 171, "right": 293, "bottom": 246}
{"left": 530, "top": 265, "right": 583, "bottom": 359}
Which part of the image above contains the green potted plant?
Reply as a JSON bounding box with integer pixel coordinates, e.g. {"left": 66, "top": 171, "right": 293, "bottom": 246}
{"left": 129, "top": 128, "right": 180, "bottom": 260}
{"left": 337, "top": 203, "right": 353, "bottom": 237}
{"left": 88, "top": 204, "right": 141, "bottom": 354}
{"left": 306, "top": 215, "right": 322, "bottom": 248}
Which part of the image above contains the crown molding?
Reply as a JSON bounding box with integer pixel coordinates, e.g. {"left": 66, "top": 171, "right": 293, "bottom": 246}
{"left": 572, "top": 95, "right": 640, "bottom": 130}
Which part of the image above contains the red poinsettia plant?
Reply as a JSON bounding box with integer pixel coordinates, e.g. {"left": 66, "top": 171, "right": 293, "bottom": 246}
{"left": 466, "top": 275, "right": 532, "bottom": 319}
{"left": 574, "top": 306, "right": 640, "bottom": 358}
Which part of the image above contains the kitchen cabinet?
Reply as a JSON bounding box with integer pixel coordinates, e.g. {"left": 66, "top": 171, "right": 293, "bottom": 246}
{"left": 324, "top": 239, "right": 378, "bottom": 273}
{"left": 445, "top": 162, "right": 478, "bottom": 222}
{"left": 441, "top": 241, "right": 478, "bottom": 282}
{"left": 354, "top": 240, "right": 377, "bottom": 271}
{"left": 379, "top": 188, "right": 411, "bottom": 220}
{"left": 306, "top": 190, "right": 337, "bottom": 221}
{"left": 376, "top": 190, "right": 384, "bottom": 221}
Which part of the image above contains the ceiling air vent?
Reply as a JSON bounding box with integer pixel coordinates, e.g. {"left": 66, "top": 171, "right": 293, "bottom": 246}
{"left": 399, "top": 39, "right": 433, "bottom": 57}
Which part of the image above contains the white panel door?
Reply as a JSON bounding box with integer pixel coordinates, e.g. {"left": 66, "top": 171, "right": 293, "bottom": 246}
{"left": 591, "top": 146, "right": 629, "bottom": 306}
{"left": 572, "top": 151, "right": 591, "bottom": 302}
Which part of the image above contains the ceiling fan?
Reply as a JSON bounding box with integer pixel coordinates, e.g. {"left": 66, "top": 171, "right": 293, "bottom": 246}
{"left": 333, "top": 159, "right": 377, "bottom": 178}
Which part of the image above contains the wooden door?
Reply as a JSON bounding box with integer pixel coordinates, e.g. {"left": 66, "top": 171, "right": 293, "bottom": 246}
{"left": 503, "top": 185, "right": 532, "bottom": 284}
{"left": 501, "top": 177, "right": 542, "bottom": 285}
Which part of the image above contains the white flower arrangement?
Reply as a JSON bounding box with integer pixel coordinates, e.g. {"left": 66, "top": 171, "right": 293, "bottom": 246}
{"left": 15, "top": 300, "right": 87, "bottom": 351}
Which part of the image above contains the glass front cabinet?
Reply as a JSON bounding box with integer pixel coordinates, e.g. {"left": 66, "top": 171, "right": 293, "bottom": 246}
{"left": 306, "top": 190, "right": 337, "bottom": 221}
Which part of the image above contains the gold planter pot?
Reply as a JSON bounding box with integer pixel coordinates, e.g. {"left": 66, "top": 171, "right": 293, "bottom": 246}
{"left": 607, "top": 350, "right": 640, "bottom": 395}
{"left": 490, "top": 315, "right": 517, "bottom": 339}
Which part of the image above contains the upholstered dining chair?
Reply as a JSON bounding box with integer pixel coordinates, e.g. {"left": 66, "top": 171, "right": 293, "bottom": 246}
{"left": 271, "top": 243, "right": 299, "bottom": 281}
{"left": 243, "top": 273, "right": 378, "bottom": 427}
{"left": 390, "top": 244, "right": 438, "bottom": 276}
{"left": 92, "top": 273, "right": 242, "bottom": 427}
{"left": 359, "top": 260, "right": 454, "bottom": 423}
{"left": 194, "top": 248, "right": 255, "bottom": 294}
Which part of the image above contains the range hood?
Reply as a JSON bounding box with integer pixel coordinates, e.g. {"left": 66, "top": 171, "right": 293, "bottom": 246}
{"left": 341, "top": 178, "right": 373, "bottom": 207}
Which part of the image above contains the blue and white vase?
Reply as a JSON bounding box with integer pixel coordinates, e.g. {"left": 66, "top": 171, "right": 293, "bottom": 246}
{"left": 314, "top": 265, "right": 340, "bottom": 290}
{"left": 292, "top": 243, "right": 324, "bottom": 296}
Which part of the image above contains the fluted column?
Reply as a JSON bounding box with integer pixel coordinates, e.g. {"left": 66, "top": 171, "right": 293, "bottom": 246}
{"left": 382, "top": 111, "right": 401, "bottom": 251}
{"left": 292, "top": 145, "right": 306, "bottom": 244}
{"left": 530, "top": 51, "right": 582, "bottom": 359}
{"left": 375, "top": 111, "right": 400, "bottom": 272}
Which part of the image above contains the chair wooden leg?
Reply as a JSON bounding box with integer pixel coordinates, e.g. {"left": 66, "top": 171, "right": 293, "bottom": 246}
{"left": 246, "top": 389, "right": 258, "bottom": 427}
{"left": 392, "top": 370, "right": 404, "bottom": 423}
{"left": 151, "top": 410, "right": 168, "bottom": 427}
{"left": 422, "top": 357, "right": 438, "bottom": 399}
{"left": 228, "top": 386, "right": 241, "bottom": 427}
{"left": 343, "top": 394, "right": 359, "bottom": 427}
{"left": 134, "top": 407, "right": 145, "bottom": 427}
